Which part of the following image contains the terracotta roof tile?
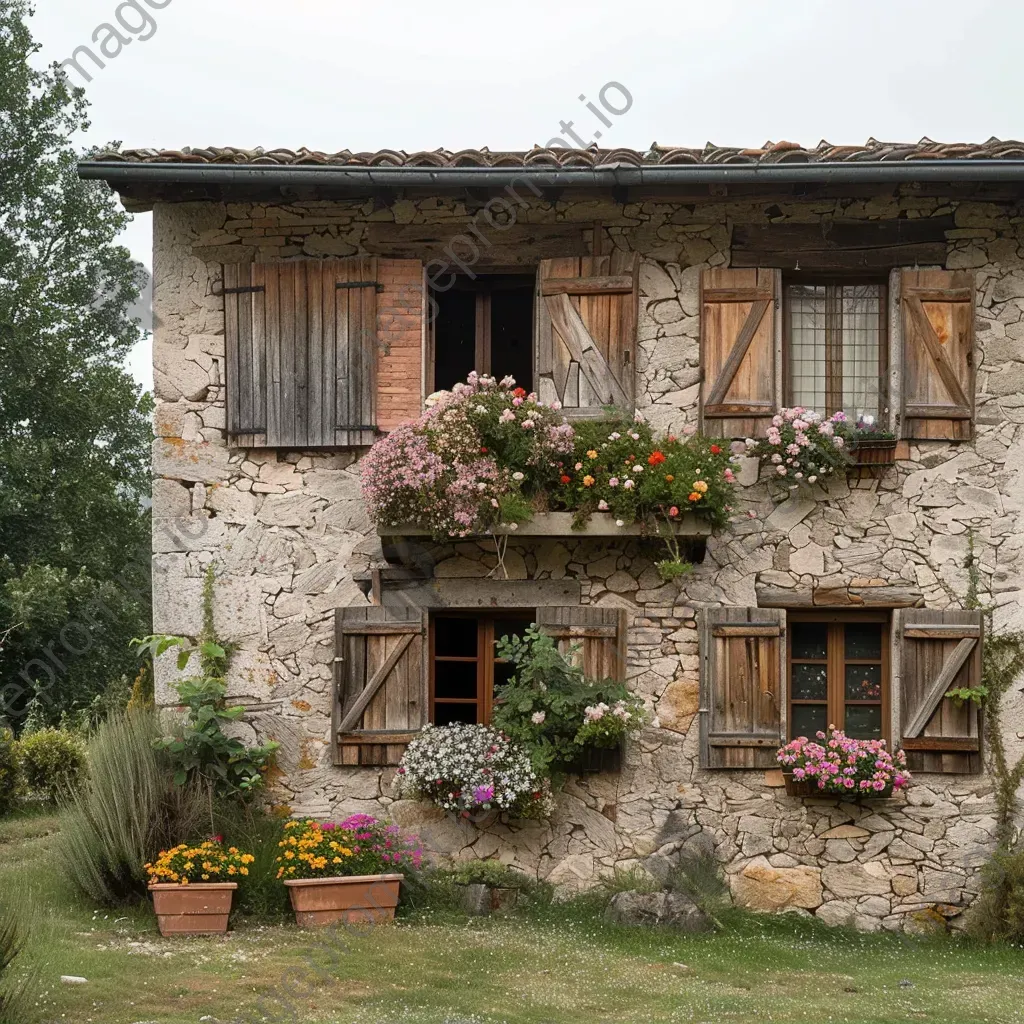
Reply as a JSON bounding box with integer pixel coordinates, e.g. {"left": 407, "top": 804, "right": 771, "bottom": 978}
{"left": 89, "top": 138, "right": 1024, "bottom": 169}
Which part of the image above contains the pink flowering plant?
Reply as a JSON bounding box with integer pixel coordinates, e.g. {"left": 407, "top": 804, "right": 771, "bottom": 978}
{"left": 744, "top": 407, "right": 850, "bottom": 490}
{"left": 776, "top": 728, "right": 910, "bottom": 796}
{"left": 361, "top": 372, "right": 572, "bottom": 539}
{"left": 395, "top": 723, "right": 553, "bottom": 819}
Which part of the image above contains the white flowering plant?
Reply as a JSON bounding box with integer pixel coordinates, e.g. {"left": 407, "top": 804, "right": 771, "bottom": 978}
{"left": 491, "top": 626, "right": 650, "bottom": 777}
{"left": 744, "top": 408, "right": 851, "bottom": 489}
{"left": 394, "top": 723, "right": 552, "bottom": 819}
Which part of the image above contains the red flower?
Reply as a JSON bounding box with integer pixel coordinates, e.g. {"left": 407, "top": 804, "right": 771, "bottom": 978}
{"left": 560, "top": 474, "right": 572, "bottom": 484}
{"left": 710, "top": 444, "right": 722, "bottom": 455}
{"left": 648, "top": 451, "right": 666, "bottom": 466}
{"left": 480, "top": 446, "right": 488, "bottom": 453}
{"left": 512, "top": 387, "right": 527, "bottom": 398}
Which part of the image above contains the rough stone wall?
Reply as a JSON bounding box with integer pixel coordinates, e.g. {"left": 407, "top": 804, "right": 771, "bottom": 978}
{"left": 151, "top": 190, "right": 1024, "bottom": 933}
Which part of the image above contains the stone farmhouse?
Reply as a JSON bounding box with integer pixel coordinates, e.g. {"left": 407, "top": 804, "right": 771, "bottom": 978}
{"left": 81, "top": 138, "right": 1024, "bottom": 932}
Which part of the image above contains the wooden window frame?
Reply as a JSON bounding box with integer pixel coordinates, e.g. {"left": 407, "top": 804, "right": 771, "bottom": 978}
{"left": 426, "top": 274, "right": 535, "bottom": 395}
{"left": 428, "top": 611, "right": 535, "bottom": 726}
{"left": 782, "top": 276, "right": 889, "bottom": 421}
{"left": 787, "top": 611, "right": 890, "bottom": 744}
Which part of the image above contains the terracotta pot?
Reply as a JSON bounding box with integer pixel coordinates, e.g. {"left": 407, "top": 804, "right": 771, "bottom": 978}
{"left": 149, "top": 882, "right": 237, "bottom": 936}
{"left": 284, "top": 874, "right": 404, "bottom": 928}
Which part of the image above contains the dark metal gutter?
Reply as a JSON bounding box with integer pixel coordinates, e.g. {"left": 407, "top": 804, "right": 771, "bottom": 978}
{"left": 78, "top": 159, "right": 1024, "bottom": 190}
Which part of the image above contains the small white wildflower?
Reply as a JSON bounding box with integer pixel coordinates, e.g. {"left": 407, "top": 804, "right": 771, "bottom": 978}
{"left": 531, "top": 711, "right": 546, "bottom": 725}
{"left": 512, "top": 471, "right": 524, "bottom": 481}
{"left": 615, "top": 519, "right": 625, "bottom": 527}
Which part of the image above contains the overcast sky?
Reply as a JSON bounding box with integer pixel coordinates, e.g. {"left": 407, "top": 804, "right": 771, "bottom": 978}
{"left": 25, "top": 0, "right": 1024, "bottom": 391}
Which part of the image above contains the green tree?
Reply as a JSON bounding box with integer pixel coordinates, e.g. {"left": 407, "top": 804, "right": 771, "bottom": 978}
{"left": 0, "top": 1, "right": 153, "bottom": 727}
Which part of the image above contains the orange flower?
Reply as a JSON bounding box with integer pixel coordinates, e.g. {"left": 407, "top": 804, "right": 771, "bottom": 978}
{"left": 648, "top": 451, "right": 666, "bottom": 466}
{"left": 688, "top": 492, "right": 701, "bottom": 502}
{"left": 664, "top": 474, "right": 674, "bottom": 483}
{"left": 586, "top": 449, "right": 599, "bottom": 460}
{"left": 560, "top": 474, "right": 571, "bottom": 484}
{"left": 582, "top": 475, "right": 595, "bottom": 487}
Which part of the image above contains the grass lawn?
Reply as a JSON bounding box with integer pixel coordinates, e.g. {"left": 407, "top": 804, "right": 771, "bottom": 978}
{"left": 3, "top": 811, "right": 1024, "bottom": 1024}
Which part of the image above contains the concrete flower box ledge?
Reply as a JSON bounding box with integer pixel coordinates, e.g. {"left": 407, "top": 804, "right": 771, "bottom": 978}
{"left": 377, "top": 512, "right": 712, "bottom": 570}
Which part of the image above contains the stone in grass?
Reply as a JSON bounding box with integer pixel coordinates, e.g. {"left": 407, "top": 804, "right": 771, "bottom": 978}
{"left": 60, "top": 976, "right": 88, "bottom": 985}
{"left": 604, "top": 891, "right": 713, "bottom": 933}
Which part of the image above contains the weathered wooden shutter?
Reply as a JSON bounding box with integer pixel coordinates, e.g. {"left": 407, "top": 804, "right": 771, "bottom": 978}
{"left": 536, "top": 606, "right": 629, "bottom": 681}
{"left": 223, "top": 258, "right": 387, "bottom": 448}
{"left": 700, "top": 607, "right": 785, "bottom": 768}
{"left": 333, "top": 606, "right": 428, "bottom": 766}
{"left": 700, "top": 269, "right": 780, "bottom": 439}
{"left": 900, "top": 270, "right": 976, "bottom": 441}
{"left": 223, "top": 264, "right": 266, "bottom": 446}
{"left": 535, "top": 254, "right": 639, "bottom": 416}
{"left": 896, "top": 609, "right": 983, "bottom": 774}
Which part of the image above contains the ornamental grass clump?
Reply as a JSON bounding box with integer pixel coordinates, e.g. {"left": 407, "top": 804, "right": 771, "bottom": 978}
{"left": 361, "top": 372, "right": 572, "bottom": 538}
{"left": 745, "top": 407, "right": 850, "bottom": 488}
{"left": 275, "top": 815, "right": 422, "bottom": 880}
{"left": 776, "top": 728, "right": 910, "bottom": 796}
{"left": 145, "top": 839, "right": 255, "bottom": 885}
{"left": 395, "top": 723, "right": 551, "bottom": 819}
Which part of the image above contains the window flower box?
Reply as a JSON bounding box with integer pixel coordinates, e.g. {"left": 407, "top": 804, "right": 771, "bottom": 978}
{"left": 556, "top": 742, "right": 623, "bottom": 776}
{"left": 777, "top": 729, "right": 909, "bottom": 800}
{"left": 849, "top": 438, "right": 898, "bottom": 467}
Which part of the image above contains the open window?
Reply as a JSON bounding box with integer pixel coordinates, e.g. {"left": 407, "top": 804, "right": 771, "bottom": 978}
{"left": 430, "top": 612, "right": 534, "bottom": 725}
{"left": 430, "top": 275, "right": 535, "bottom": 394}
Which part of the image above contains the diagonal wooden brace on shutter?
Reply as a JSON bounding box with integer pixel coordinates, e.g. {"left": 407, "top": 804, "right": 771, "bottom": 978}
{"left": 902, "top": 295, "right": 971, "bottom": 417}
{"left": 902, "top": 633, "right": 978, "bottom": 739}
{"left": 336, "top": 632, "right": 416, "bottom": 734}
{"left": 703, "top": 296, "right": 772, "bottom": 411}
{"left": 546, "top": 293, "right": 631, "bottom": 408}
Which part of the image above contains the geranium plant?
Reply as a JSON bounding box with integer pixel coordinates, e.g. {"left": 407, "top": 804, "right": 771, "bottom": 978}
{"left": 491, "top": 625, "right": 649, "bottom": 776}
{"left": 360, "top": 374, "right": 735, "bottom": 557}
{"left": 744, "top": 408, "right": 850, "bottom": 490}
{"left": 275, "top": 815, "right": 422, "bottom": 881}
{"left": 395, "top": 723, "right": 552, "bottom": 819}
{"left": 145, "top": 839, "right": 255, "bottom": 885}
{"left": 776, "top": 728, "right": 910, "bottom": 796}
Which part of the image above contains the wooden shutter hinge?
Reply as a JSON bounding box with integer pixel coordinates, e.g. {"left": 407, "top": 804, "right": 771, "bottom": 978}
{"left": 336, "top": 281, "right": 384, "bottom": 293}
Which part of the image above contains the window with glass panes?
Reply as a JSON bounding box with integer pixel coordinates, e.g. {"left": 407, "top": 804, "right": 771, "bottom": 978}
{"left": 785, "top": 281, "right": 887, "bottom": 423}
{"left": 430, "top": 612, "right": 533, "bottom": 725}
{"left": 788, "top": 614, "right": 890, "bottom": 742}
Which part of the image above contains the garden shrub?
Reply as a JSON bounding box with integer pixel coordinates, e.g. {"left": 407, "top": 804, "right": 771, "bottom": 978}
{"left": 0, "top": 731, "right": 22, "bottom": 817}
{"left": 0, "top": 897, "right": 30, "bottom": 1024}
{"left": 212, "top": 804, "right": 292, "bottom": 920}
{"left": 446, "top": 860, "right": 533, "bottom": 889}
{"left": 56, "top": 711, "right": 210, "bottom": 906}
{"left": 17, "top": 728, "right": 87, "bottom": 803}
{"left": 968, "top": 848, "right": 1024, "bottom": 943}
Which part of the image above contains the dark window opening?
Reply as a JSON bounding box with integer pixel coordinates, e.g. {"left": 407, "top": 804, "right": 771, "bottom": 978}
{"left": 432, "top": 275, "right": 535, "bottom": 394}
{"left": 784, "top": 279, "right": 887, "bottom": 423}
{"left": 430, "top": 612, "right": 534, "bottom": 726}
{"left": 788, "top": 614, "right": 889, "bottom": 742}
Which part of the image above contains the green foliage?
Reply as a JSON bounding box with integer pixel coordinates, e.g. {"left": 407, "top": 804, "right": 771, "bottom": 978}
{"left": 55, "top": 711, "right": 211, "bottom": 906}
{"left": 944, "top": 685, "right": 988, "bottom": 707}
{"left": 0, "top": 896, "right": 31, "bottom": 1024}
{"left": 17, "top": 727, "right": 87, "bottom": 803}
{"left": 0, "top": 730, "right": 22, "bottom": 816}
{"left": 133, "top": 565, "right": 278, "bottom": 801}
{"left": 667, "top": 851, "right": 731, "bottom": 930}
{"left": 211, "top": 804, "right": 291, "bottom": 920}
{"left": 655, "top": 557, "right": 693, "bottom": 583}
{"left": 491, "top": 626, "right": 647, "bottom": 778}
{"left": 558, "top": 416, "right": 735, "bottom": 528}
{"left": 598, "top": 865, "right": 663, "bottom": 895}
{"left": 446, "top": 860, "right": 533, "bottom": 889}
{"left": 0, "top": 2, "right": 153, "bottom": 728}
{"left": 969, "top": 848, "right": 1024, "bottom": 943}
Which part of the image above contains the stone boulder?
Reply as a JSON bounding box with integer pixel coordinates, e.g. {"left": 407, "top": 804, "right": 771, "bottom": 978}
{"left": 604, "top": 891, "right": 713, "bottom": 933}
{"left": 731, "top": 856, "right": 823, "bottom": 910}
